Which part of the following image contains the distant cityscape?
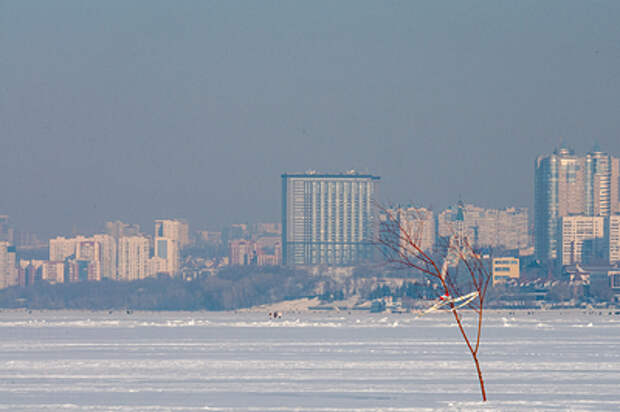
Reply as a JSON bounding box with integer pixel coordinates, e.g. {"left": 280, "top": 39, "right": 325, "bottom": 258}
{"left": 1, "top": 145, "right": 620, "bottom": 305}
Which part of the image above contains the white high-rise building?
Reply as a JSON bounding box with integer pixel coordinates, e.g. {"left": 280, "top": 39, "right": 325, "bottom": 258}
{"left": 40, "top": 261, "right": 65, "bottom": 284}
{"left": 118, "top": 236, "right": 150, "bottom": 281}
{"left": 92, "top": 234, "right": 116, "bottom": 280}
{"left": 49, "top": 236, "right": 82, "bottom": 261}
{"left": 0, "top": 241, "right": 17, "bottom": 289}
{"left": 585, "top": 150, "right": 620, "bottom": 217}
{"left": 387, "top": 206, "right": 435, "bottom": 252}
{"left": 607, "top": 215, "right": 620, "bottom": 264}
{"left": 154, "top": 219, "right": 190, "bottom": 249}
{"left": 535, "top": 146, "right": 620, "bottom": 262}
{"left": 154, "top": 237, "right": 179, "bottom": 275}
{"left": 282, "top": 171, "right": 380, "bottom": 265}
{"left": 438, "top": 204, "right": 529, "bottom": 250}
{"left": 75, "top": 239, "right": 102, "bottom": 281}
{"left": 560, "top": 216, "right": 605, "bottom": 265}
{"left": 49, "top": 235, "right": 116, "bottom": 282}
{"left": 148, "top": 256, "right": 167, "bottom": 277}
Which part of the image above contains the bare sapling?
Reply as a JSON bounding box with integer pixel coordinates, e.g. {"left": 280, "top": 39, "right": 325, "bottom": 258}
{"left": 377, "top": 204, "right": 492, "bottom": 402}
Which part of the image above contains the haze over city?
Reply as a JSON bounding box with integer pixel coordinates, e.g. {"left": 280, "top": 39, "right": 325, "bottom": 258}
{"left": 2, "top": 0, "right": 620, "bottom": 237}
{"left": 4, "top": 2, "right": 620, "bottom": 410}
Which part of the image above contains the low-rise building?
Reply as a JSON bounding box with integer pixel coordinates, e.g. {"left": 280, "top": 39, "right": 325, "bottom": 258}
{"left": 492, "top": 257, "right": 520, "bottom": 285}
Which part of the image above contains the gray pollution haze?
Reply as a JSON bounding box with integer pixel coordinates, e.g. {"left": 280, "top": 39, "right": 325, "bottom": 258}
{"left": 2, "top": 0, "right": 620, "bottom": 236}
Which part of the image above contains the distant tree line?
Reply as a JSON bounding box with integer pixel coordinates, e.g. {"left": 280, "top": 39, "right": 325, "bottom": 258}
{"left": 0, "top": 266, "right": 323, "bottom": 311}
{"left": 365, "top": 282, "right": 435, "bottom": 300}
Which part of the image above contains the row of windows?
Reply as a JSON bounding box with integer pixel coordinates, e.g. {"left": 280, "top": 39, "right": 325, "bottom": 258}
{"left": 494, "top": 259, "right": 518, "bottom": 265}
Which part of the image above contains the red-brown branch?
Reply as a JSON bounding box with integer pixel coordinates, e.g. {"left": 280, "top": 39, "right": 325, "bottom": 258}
{"left": 376, "top": 204, "right": 489, "bottom": 402}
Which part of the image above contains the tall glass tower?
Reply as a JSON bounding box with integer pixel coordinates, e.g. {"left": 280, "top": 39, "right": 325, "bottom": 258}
{"left": 535, "top": 145, "right": 620, "bottom": 263}
{"left": 281, "top": 171, "right": 380, "bottom": 265}
{"left": 535, "top": 146, "right": 585, "bottom": 262}
{"left": 585, "top": 149, "right": 613, "bottom": 217}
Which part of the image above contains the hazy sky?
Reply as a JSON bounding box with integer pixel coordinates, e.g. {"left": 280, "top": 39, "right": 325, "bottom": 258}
{"left": 2, "top": 1, "right": 620, "bottom": 236}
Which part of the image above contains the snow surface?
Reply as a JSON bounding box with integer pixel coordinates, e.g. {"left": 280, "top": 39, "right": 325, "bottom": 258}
{"left": 0, "top": 309, "right": 619, "bottom": 411}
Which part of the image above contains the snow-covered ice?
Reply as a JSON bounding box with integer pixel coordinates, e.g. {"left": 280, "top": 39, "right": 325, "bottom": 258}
{"left": 0, "top": 309, "right": 619, "bottom": 411}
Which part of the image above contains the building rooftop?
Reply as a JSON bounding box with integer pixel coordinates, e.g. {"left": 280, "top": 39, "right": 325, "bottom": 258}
{"left": 282, "top": 172, "right": 380, "bottom": 179}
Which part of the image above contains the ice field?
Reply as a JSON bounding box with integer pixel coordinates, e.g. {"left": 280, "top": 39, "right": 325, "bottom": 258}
{"left": 0, "top": 309, "right": 619, "bottom": 411}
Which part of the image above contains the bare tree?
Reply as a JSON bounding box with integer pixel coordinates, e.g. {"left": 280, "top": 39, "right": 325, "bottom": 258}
{"left": 377, "top": 204, "right": 492, "bottom": 402}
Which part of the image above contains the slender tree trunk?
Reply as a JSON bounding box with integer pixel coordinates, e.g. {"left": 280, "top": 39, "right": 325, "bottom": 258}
{"left": 471, "top": 352, "right": 487, "bottom": 401}
{"left": 377, "top": 204, "right": 491, "bottom": 402}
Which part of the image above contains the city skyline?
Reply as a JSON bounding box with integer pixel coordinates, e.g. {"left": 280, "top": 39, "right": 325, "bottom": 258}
{"left": 3, "top": 153, "right": 620, "bottom": 288}
{"left": 1, "top": 142, "right": 618, "bottom": 242}
{"left": 3, "top": 3, "right": 620, "bottom": 409}
{"left": 3, "top": 1, "right": 620, "bottom": 236}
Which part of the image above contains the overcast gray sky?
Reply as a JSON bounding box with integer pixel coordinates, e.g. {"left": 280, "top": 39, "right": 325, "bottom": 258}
{"left": 2, "top": 0, "right": 620, "bottom": 236}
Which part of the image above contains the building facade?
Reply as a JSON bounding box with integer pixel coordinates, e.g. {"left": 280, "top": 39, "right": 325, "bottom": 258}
{"left": 437, "top": 204, "right": 529, "bottom": 250}
{"left": 105, "top": 220, "right": 141, "bottom": 239}
{"left": 40, "top": 261, "right": 65, "bottom": 284}
{"left": 118, "top": 236, "right": 150, "bottom": 281}
{"left": 535, "top": 146, "right": 619, "bottom": 262}
{"left": 229, "top": 239, "right": 254, "bottom": 265}
{"left": 18, "top": 260, "right": 43, "bottom": 287}
{"left": 92, "top": 234, "right": 116, "bottom": 280}
{"left": 560, "top": 216, "right": 605, "bottom": 266}
{"left": 492, "top": 257, "right": 520, "bottom": 285}
{"left": 384, "top": 205, "right": 435, "bottom": 254}
{"left": 535, "top": 147, "right": 585, "bottom": 262}
{"left": 0, "top": 215, "right": 13, "bottom": 243}
{"left": 229, "top": 237, "right": 282, "bottom": 266}
{"left": 282, "top": 171, "right": 379, "bottom": 265}
{"left": 49, "top": 234, "right": 118, "bottom": 282}
{"left": 585, "top": 150, "right": 620, "bottom": 217}
{"left": 0, "top": 241, "right": 17, "bottom": 289}
{"left": 606, "top": 215, "right": 620, "bottom": 264}
{"left": 155, "top": 219, "right": 190, "bottom": 249}
{"left": 154, "top": 237, "right": 179, "bottom": 276}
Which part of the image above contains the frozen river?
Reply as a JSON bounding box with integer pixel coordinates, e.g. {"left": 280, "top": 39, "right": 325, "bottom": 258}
{"left": 0, "top": 309, "right": 619, "bottom": 411}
